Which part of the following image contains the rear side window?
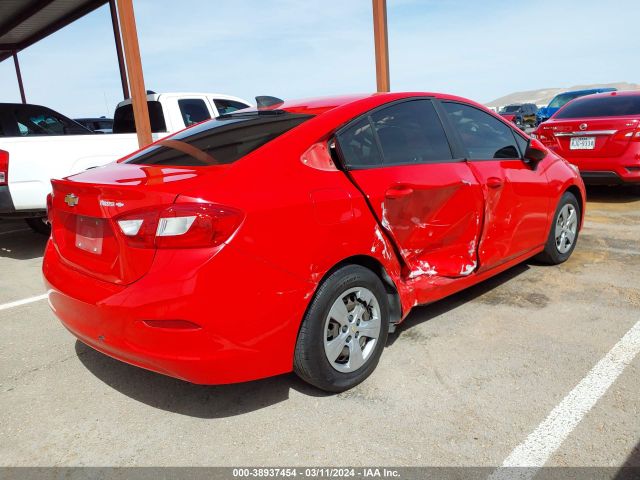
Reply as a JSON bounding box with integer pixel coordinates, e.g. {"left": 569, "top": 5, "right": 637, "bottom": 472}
{"left": 214, "top": 99, "right": 250, "bottom": 115}
{"left": 337, "top": 100, "right": 452, "bottom": 169}
{"left": 178, "top": 99, "right": 211, "bottom": 127}
{"left": 12, "top": 107, "right": 90, "bottom": 136}
{"left": 337, "top": 117, "right": 383, "bottom": 169}
{"left": 442, "top": 102, "right": 520, "bottom": 160}
{"left": 125, "top": 113, "right": 311, "bottom": 166}
{"left": 370, "top": 100, "right": 452, "bottom": 165}
{"left": 113, "top": 101, "right": 167, "bottom": 133}
{"left": 555, "top": 95, "right": 640, "bottom": 118}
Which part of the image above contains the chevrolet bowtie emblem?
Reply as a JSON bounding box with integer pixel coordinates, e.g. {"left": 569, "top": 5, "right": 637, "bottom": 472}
{"left": 64, "top": 193, "right": 79, "bottom": 207}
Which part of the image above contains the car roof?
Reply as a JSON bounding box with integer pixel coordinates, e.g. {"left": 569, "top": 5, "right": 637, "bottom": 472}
{"left": 558, "top": 88, "right": 617, "bottom": 96}
{"left": 570, "top": 90, "right": 640, "bottom": 100}
{"left": 255, "top": 92, "right": 489, "bottom": 117}
{"left": 115, "top": 92, "right": 251, "bottom": 108}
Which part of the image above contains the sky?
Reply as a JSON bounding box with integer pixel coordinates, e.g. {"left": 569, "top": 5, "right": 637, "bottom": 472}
{"left": 0, "top": 0, "right": 638, "bottom": 118}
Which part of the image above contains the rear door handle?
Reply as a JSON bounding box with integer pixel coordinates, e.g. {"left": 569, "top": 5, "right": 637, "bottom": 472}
{"left": 385, "top": 185, "right": 414, "bottom": 199}
{"left": 487, "top": 177, "right": 503, "bottom": 189}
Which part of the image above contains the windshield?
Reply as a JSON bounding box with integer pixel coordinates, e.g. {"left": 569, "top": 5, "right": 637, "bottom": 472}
{"left": 555, "top": 96, "right": 640, "bottom": 119}
{"left": 124, "top": 112, "right": 312, "bottom": 166}
{"left": 548, "top": 93, "right": 587, "bottom": 109}
{"left": 500, "top": 105, "right": 520, "bottom": 113}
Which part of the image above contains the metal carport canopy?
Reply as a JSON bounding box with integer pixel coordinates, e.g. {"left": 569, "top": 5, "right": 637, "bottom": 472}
{"left": 0, "top": 0, "right": 391, "bottom": 149}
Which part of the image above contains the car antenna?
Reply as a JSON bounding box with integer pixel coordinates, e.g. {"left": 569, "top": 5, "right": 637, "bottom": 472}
{"left": 256, "top": 96, "right": 284, "bottom": 109}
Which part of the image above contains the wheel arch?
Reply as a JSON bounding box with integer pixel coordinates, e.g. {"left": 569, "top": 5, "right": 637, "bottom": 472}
{"left": 313, "top": 255, "right": 403, "bottom": 331}
{"left": 565, "top": 184, "right": 585, "bottom": 228}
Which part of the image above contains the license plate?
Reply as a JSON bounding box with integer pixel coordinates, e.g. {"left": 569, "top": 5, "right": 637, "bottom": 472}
{"left": 570, "top": 137, "right": 596, "bottom": 150}
{"left": 75, "top": 216, "right": 104, "bottom": 255}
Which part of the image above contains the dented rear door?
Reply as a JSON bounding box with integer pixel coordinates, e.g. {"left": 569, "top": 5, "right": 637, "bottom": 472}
{"left": 335, "top": 99, "right": 484, "bottom": 279}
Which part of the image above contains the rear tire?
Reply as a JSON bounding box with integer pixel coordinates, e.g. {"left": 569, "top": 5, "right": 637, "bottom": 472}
{"left": 535, "top": 192, "right": 580, "bottom": 265}
{"left": 294, "top": 265, "right": 389, "bottom": 393}
{"left": 25, "top": 217, "right": 51, "bottom": 235}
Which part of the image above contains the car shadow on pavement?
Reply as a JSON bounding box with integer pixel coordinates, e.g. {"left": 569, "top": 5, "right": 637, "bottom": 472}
{"left": 586, "top": 185, "right": 640, "bottom": 203}
{"left": 387, "top": 262, "right": 530, "bottom": 346}
{"left": 75, "top": 340, "right": 329, "bottom": 418}
{"left": 615, "top": 438, "right": 640, "bottom": 478}
{"left": 0, "top": 229, "right": 48, "bottom": 260}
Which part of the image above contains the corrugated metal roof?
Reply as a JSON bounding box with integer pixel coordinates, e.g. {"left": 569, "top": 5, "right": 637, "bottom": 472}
{"left": 0, "top": 0, "right": 107, "bottom": 62}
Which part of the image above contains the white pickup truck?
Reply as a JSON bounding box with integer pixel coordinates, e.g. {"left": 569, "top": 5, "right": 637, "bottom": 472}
{"left": 0, "top": 92, "right": 251, "bottom": 233}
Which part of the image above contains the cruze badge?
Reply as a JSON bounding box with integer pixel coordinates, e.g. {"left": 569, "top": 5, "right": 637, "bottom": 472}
{"left": 64, "top": 193, "right": 79, "bottom": 207}
{"left": 100, "top": 200, "right": 125, "bottom": 208}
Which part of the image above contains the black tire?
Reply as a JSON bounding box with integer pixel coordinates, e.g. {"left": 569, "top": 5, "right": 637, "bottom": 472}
{"left": 25, "top": 217, "right": 51, "bottom": 235}
{"left": 294, "top": 265, "right": 389, "bottom": 392}
{"left": 535, "top": 192, "right": 580, "bottom": 265}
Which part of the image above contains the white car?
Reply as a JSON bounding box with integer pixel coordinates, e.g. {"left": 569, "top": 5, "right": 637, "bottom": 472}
{"left": 0, "top": 92, "right": 251, "bottom": 233}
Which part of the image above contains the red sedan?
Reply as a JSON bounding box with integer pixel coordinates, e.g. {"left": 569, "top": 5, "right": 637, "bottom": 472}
{"left": 534, "top": 90, "right": 640, "bottom": 185}
{"left": 43, "top": 92, "right": 585, "bottom": 392}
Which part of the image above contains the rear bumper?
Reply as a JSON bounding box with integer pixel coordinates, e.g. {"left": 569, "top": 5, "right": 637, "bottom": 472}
{"left": 555, "top": 151, "right": 640, "bottom": 185}
{"left": 0, "top": 186, "right": 15, "bottom": 214}
{"left": 0, "top": 185, "right": 46, "bottom": 218}
{"left": 43, "top": 240, "right": 314, "bottom": 385}
{"left": 579, "top": 169, "right": 640, "bottom": 185}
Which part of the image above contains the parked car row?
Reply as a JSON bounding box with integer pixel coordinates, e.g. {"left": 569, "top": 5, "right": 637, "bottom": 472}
{"left": 0, "top": 92, "right": 251, "bottom": 232}
{"left": 41, "top": 92, "right": 586, "bottom": 392}
{"left": 498, "top": 103, "right": 538, "bottom": 129}
{"left": 497, "top": 88, "right": 618, "bottom": 130}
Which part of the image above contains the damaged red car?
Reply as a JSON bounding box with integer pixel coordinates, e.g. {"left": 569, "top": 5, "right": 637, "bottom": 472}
{"left": 43, "top": 93, "right": 585, "bottom": 392}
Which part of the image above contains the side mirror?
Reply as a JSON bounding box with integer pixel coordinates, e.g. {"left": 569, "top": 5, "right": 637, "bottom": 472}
{"left": 524, "top": 138, "right": 547, "bottom": 164}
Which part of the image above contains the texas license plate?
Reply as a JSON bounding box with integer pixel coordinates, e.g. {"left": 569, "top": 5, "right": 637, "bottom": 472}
{"left": 75, "top": 216, "right": 104, "bottom": 255}
{"left": 570, "top": 137, "right": 596, "bottom": 150}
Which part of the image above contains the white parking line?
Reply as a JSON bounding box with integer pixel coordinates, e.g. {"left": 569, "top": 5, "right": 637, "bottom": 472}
{"left": 0, "top": 294, "right": 48, "bottom": 311}
{"left": 489, "top": 320, "right": 640, "bottom": 480}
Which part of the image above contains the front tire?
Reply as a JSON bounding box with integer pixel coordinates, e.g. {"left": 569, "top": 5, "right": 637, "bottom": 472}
{"left": 294, "top": 265, "right": 389, "bottom": 392}
{"left": 25, "top": 217, "right": 51, "bottom": 235}
{"left": 535, "top": 192, "right": 580, "bottom": 265}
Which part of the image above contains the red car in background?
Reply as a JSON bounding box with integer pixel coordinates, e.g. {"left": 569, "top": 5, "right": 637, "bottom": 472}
{"left": 43, "top": 92, "right": 585, "bottom": 392}
{"left": 534, "top": 90, "right": 640, "bottom": 185}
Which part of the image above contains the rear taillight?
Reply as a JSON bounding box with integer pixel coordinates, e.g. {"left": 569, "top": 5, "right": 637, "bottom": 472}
{"left": 536, "top": 127, "right": 556, "bottom": 146}
{"left": 115, "top": 203, "right": 243, "bottom": 249}
{"left": 0, "top": 149, "right": 8, "bottom": 186}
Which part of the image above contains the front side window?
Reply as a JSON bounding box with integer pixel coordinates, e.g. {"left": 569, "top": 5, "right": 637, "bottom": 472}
{"left": 370, "top": 100, "right": 453, "bottom": 165}
{"left": 178, "top": 99, "right": 211, "bottom": 127}
{"left": 214, "top": 99, "right": 250, "bottom": 116}
{"left": 442, "top": 102, "right": 520, "bottom": 160}
{"left": 125, "top": 113, "right": 311, "bottom": 167}
{"left": 13, "top": 108, "right": 89, "bottom": 136}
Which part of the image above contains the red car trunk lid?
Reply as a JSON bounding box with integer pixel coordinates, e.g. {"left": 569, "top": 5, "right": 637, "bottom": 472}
{"left": 50, "top": 163, "right": 213, "bottom": 285}
{"left": 540, "top": 117, "right": 640, "bottom": 158}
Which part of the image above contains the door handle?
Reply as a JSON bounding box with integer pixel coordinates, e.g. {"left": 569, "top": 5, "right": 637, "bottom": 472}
{"left": 487, "top": 177, "right": 503, "bottom": 189}
{"left": 385, "top": 185, "right": 414, "bottom": 199}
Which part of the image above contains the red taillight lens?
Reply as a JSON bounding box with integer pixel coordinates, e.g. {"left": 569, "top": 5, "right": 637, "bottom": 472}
{"left": 536, "top": 127, "right": 556, "bottom": 146}
{"left": 0, "top": 149, "right": 8, "bottom": 186}
{"left": 114, "top": 203, "right": 243, "bottom": 249}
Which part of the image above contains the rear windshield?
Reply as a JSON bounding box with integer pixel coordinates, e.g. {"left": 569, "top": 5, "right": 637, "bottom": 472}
{"left": 124, "top": 113, "right": 312, "bottom": 166}
{"left": 113, "top": 101, "right": 167, "bottom": 133}
{"left": 555, "top": 95, "right": 640, "bottom": 119}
